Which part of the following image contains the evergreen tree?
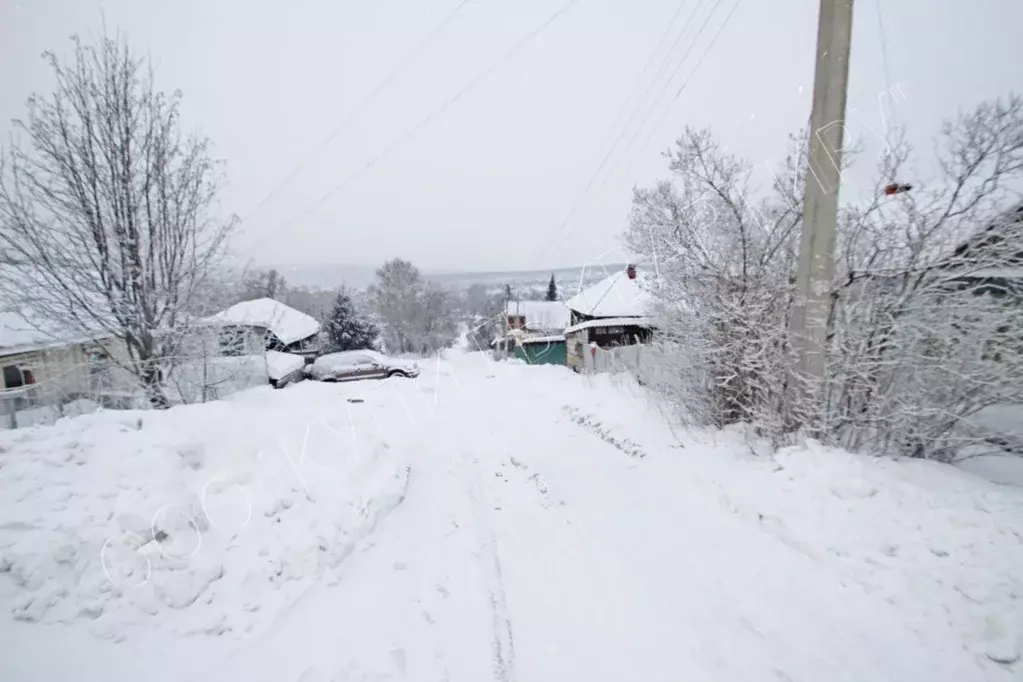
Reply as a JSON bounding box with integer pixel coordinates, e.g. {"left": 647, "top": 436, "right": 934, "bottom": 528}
{"left": 325, "top": 288, "right": 378, "bottom": 352}
{"left": 546, "top": 273, "right": 558, "bottom": 301}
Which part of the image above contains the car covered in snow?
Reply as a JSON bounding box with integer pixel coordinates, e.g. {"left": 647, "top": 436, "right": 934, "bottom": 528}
{"left": 305, "top": 350, "right": 419, "bottom": 382}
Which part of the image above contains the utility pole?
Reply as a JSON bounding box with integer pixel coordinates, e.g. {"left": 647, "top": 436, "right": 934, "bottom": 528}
{"left": 789, "top": 0, "right": 855, "bottom": 427}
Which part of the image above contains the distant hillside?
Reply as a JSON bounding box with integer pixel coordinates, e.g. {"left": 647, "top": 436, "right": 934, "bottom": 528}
{"left": 429, "top": 263, "right": 645, "bottom": 297}
{"left": 272, "top": 263, "right": 379, "bottom": 291}
{"left": 268, "top": 262, "right": 648, "bottom": 296}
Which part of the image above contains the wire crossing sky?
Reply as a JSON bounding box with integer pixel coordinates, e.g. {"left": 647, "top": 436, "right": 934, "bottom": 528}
{"left": 2, "top": 0, "right": 1021, "bottom": 273}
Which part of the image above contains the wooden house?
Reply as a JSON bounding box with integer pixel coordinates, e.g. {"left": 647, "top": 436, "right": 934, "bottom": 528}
{"left": 563, "top": 265, "right": 656, "bottom": 373}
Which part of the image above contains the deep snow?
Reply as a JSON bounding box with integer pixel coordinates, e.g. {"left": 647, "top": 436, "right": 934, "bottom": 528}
{"left": 0, "top": 351, "right": 1021, "bottom": 681}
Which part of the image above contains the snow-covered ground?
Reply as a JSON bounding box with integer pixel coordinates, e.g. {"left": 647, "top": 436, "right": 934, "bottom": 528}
{"left": 1, "top": 351, "right": 1021, "bottom": 681}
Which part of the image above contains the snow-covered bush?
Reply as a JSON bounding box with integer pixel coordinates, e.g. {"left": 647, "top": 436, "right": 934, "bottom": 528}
{"left": 627, "top": 95, "right": 1023, "bottom": 460}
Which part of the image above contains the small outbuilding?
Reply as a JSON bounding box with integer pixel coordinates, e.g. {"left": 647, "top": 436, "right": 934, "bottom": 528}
{"left": 202, "top": 298, "right": 321, "bottom": 358}
{"left": 513, "top": 334, "right": 567, "bottom": 366}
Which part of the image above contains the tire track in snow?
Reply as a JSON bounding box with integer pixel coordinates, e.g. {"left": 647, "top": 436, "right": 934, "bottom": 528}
{"left": 441, "top": 384, "right": 518, "bottom": 682}
{"left": 465, "top": 472, "right": 517, "bottom": 682}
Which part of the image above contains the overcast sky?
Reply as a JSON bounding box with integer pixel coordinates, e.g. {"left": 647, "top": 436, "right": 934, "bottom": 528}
{"left": 2, "top": 0, "right": 1021, "bottom": 273}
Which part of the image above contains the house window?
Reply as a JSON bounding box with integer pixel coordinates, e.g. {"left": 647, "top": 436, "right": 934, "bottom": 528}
{"left": 2, "top": 364, "right": 27, "bottom": 389}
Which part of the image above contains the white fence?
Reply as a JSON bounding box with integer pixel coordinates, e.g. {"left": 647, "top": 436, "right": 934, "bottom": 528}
{"left": 0, "top": 353, "right": 273, "bottom": 430}
{"left": 581, "top": 343, "right": 646, "bottom": 374}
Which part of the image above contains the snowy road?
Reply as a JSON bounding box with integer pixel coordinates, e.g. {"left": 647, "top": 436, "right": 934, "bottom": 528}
{"left": 212, "top": 355, "right": 1010, "bottom": 681}
{"left": 1, "top": 351, "right": 1020, "bottom": 681}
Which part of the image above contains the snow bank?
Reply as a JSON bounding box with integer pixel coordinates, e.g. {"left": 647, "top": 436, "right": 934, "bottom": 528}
{"left": 542, "top": 369, "right": 1023, "bottom": 670}
{"left": 957, "top": 455, "right": 1023, "bottom": 486}
{"left": 0, "top": 383, "right": 408, "bottom": 641}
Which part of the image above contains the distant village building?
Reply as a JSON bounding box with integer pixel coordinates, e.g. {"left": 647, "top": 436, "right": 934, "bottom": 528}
{"left": 494, "top": 300, "right": 571, "bottom": 366}
{"left": 503, "top": 300, "right": 571, "bottom": 334}
{"left": 563, "top": 265, "right": 656, "bottom": 373}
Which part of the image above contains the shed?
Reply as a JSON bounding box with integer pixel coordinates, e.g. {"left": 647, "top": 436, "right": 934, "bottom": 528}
{"left": 202, "top": 298, "right": 321, "bottom": 356}
{"left": 513, "top": 334, "right": 567, "bottom": 366}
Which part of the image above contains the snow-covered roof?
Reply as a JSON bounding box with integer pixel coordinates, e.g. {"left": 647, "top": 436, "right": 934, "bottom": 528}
{"left": 0, "top": 310, "right": 99, "bottom": 356}
{"left": 504, "top": 300, "right": 571, "bottom": 331}
{"left": 564, "top": 269, "right": 653, "bottom": 318}
{"left": 202, "top": 298, "right": 320, "bottom": 346}
{"left": 517, "top": 334, "right": 565, "bottom": 345}
{"left": 564, "top": 316, "right": 658, "bottom": 335}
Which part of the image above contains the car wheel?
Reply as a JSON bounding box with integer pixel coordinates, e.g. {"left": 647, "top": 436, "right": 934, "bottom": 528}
{"left": 388, "top": 370, "right": 409, "bottom": 379}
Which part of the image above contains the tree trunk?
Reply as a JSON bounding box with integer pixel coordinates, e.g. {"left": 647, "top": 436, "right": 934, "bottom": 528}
{"left": 141, "top": 362, "right": 170, "bottom": 409}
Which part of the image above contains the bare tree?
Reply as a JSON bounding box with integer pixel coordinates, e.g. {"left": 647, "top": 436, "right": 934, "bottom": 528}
{"left": 463, "top": 283, "right": 504, "bottom": 351}
{"left": 369, "top": 258, "right": 458, "bottom": 355}
{"left": 625, "top": 128, "right": 806, "bottom": 433}
{"left": 627, "top": 94, "right": 1023, "bottom": 460}
{"left": 0, "top": 32, "right": 235, "bottom": 407}
{"left": 236, "top": 267, "right": 287, "bottom": 302}
{"left": 823, "top": 96, "right": 1023, "bottom": 458}
{"left": 369, "top": 258, "right": 423, "bottom": 354}
{"left": 416, "top": 283, "right": 458, "bottom": 354}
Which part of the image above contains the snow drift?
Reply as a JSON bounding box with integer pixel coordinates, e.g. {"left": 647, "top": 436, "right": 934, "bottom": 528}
{"left": 0, "top": 382, "right": 408, "bottom": 641}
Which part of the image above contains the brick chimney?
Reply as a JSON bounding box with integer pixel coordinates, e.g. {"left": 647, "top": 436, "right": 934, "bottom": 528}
{"left": 626, "top": 264, "right": 636, "bottom": 280}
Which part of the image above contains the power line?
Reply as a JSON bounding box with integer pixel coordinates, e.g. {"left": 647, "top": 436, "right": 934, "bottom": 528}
{"left": 543, "top": 0, "right": 710, "bottom": 258}
{"left": 591, "top": 0, "right": 730, "bottom": 197}
{"left": 546, "top": 0, "right": 730, "bottom": 260}
{"left": 595, "top": 0, "right": 743, "bottom": 196}
{"left": 257, "top": 0, "right": 581, "bottom": 247}
{"left": 566, "top": 0, "right": 742, "bottom": 260}
{"left": 240, "top": 0, "right": 473, "bottom": 223}
{"left": 586, "top": 0, "right": 693, "bottom": 168}
{"left": 874, "top": 0, "right": 896, "bottom": 148}
{"left": 875, "top": 0, "right": 893, "bottom": 99}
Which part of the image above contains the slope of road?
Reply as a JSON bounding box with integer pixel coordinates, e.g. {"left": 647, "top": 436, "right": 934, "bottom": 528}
{"left": 1, "top": 350, "right": 1021, "bottom": 681}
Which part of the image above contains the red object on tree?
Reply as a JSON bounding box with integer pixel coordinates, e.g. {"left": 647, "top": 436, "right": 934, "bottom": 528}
{"left": 883, "top": 182, "right": 913, "bottom": 196}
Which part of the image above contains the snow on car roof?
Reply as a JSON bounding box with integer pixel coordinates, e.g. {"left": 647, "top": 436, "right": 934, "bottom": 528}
{"left": 203, "top": 298, "right": 320, "bottom": 346}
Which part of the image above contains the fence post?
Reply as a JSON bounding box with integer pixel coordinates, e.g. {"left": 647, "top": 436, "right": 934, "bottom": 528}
{"left": 4, "top": 395, "right": 16, "bottom": 429}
